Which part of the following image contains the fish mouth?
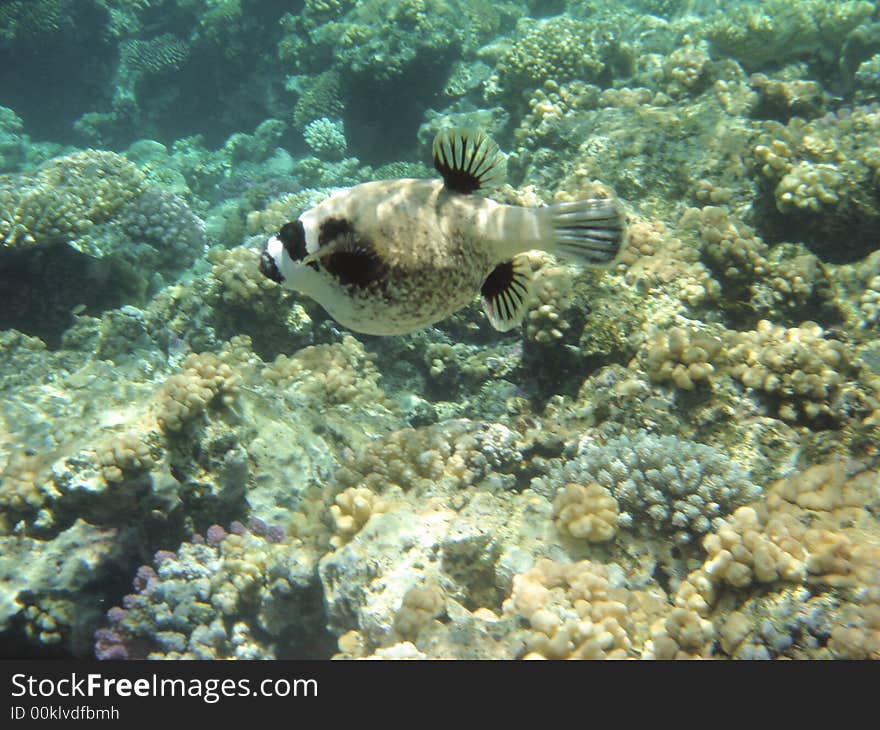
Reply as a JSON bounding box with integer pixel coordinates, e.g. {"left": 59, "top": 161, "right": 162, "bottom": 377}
{"left": 258, "top": 237, "right": 284, "bottom": 283}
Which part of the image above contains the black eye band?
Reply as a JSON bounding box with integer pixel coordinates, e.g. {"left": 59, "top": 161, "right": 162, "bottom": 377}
{"left": 279, "top": 220, "right": 308, "bottom": 261}
{"left": 259, "top": 249, "right": 283, "bottom": 283}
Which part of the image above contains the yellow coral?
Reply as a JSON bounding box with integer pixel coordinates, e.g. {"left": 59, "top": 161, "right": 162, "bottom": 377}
{"left": 0, "top": 150, "right": 145, "bottom": 248}
{"left": 726, "top": 320, "right": 858, "bottom": 422}
{"left": 329, "top": 486, "right": 389, "bottom": 548}
{"left": 335, "top": 420, "right": 487, "bottom": 494}
{"left": 553, "top": 482, "right": 618, "bottom": 542}
{"left": 393, "top": 584, "right": 446, "bottom": 640}
{"left": 154, "top": 352, "right": 240, "bottom": 433}
{"left": 96, "top": 431, "right": 157, "bottom": 484}
{"left": 207, "top": 247, "right": 278, "bottom": 305}
{"left": 641, "top": 326, "right": 723, "bottom": 390}
{"left": 701, "top": 507, "right": 806, "bottom": 588}
{"left": 262, "top": 336, "right": 385, "bottom": 406}
{"left": 619, "top": 218, "right": 719, "bottom": 306}
{"left": 525, "top": 254, "right": 573, "bottom": 344}
{"left": 503, "top": 558, "right": 669, "bottom": 659}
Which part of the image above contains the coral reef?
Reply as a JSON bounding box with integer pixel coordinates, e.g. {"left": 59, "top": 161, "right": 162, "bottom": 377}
{"left": 335, "top": 419, "right": 521, "bottom": 495}
{"left": 491, "top": 16, "right": 608, "bottom": 101}
{"left": 154, "top": 351, "right": 241, "bottom": 433}
{"left": 262, "top": 336, "right": 386, "bottom": 407}
{"left": 0, "top": 150, "right": 145, "bottom": 250}
{"left": 2, "top": 0, "right": 879, "bottom": 664}
{"left": 702, "top": 1, "right": 875, "bottom": 71}
{"left": 558, "top": 431, "right": 760, "bottom": 547}
{"left": 117, "top": 186, "right": 205, "bottom": 272}
{"left": 681, "top": 205, "right": 841, "bottom": 324}
{"left": 640, "top": 326, "right": 724, "bottom": 390}
{"left": 751, "top": 106, "right": 880, "bottom": 262}
{"left": 725, "top": 320, "right": 860, "bottom": 424}
{"left": 302, "top": 117, "right": 348, "bottom": 161}
{"left": 95, "top": 522, "right": 325, "bottom": 659}
{"left": 552, "top": 483, "right": 619, "bottom": 543}
{"left": 502, "top": 558, "right": 664, "bottom": 659}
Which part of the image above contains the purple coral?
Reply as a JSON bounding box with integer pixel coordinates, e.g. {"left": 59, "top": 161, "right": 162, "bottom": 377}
{"left": 205, "top": 524, "right": 228, "bottom": 546}
{"left": 153, "top": 550, "right": 177, "bottom": 565}
{"left": 93, "top": 628, "right": 129, "bottom": 661}
{"left": 247, "top": 517, "right": 285, "bottom": 542}
{"left": 133, "top": 565, "right": 157, "bottom": 591}
{"left": 228, "top": 520, "right": 246, "bottom": 536}
{"left": 94, "top": 519, "right": 294, "bottom": 659}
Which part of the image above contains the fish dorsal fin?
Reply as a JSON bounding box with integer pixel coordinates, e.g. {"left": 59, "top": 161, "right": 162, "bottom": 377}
{"left": 481, "top": 257, "right": 531, "bottom": 332}
{"left": 432, "top": 128, "right": 506, "bottom": 194}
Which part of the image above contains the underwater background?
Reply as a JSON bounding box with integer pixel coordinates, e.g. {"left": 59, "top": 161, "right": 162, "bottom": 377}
{"left": 0, "top": 0, "right": 879, "bottom": 660}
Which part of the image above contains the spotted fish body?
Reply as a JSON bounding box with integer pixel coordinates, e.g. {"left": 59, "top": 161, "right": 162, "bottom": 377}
{"left": 260, "top": 129, "right": 624, "bottom": 336}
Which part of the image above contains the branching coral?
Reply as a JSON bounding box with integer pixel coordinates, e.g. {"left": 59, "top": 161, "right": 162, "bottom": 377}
{"left": 860, "top": 275, "right": 880, "bottom": 329}
{"left": 245, "top": 189, "right": 330, "bottom": 237}
{"left": 335, "top": 419, "right": 521, "bottom": 495}
{"left": 681, "top": 206, "right": 839, "bottom": 322}
{"left": 725, "top": 320, "right": 859, "bottom": 423}
{"left": 749, "top": 69, "right": 825, "bottom": 119}
{"left": 302, "top": 117, "right": 347, "bottom": 161}
{"left": 502, "top": 558, "right": 669, "bottom": 659}
{"left": 525, "top": 255, "right": 574, "bottom": 344}
{"left": 153, "top": 351, "right": 241, "bottom": 433}
{"left": 662, "top": 37, "right": 712, "bottom": 97}
{"left": 552, "top": 483, "right": 619, "bottom": 543}
{"left": 618, "top": 218, "right": 720, "bottom": 308}
{"left": 118, "top": 186, "right": 205, "bottom": 269}
{"left": 0, "top": 0, "right": 67, "bottom": 42}
{"left": 119, "top": 33, "right": 188, "bottom": 77}
{"left": 96, "top": 431, "right": 158, "bottom": 484}
{"left": 393, "top": 584, "right": 446, "bottom": 640}
{"left": 492, "top": 15, "right": 608, "bottom": 100}
{"left": 663, "top": 460, "right": 879, "bottom": 658}
{"left": 95, "top": 522, "right": 320, "bottom": 660}
{"left": 701, "top": 507, "right": 807, "bottom": 588}
{"left": 329, "top": 486, "right": 389, "bottom": 549}
{"left": 297, "top": 0, "right": 467, "bottom": 82}
{"left": 562, "top": 431, "right": 760, "bottom": 546}
{"left": 262, "top": 336, "right": 386, "bottom": 407}
{"left": 640, "top": 326, "right": 724, "bottom": 390}
{"left": 703, "top": 0, "right": 874, "bottom": 70}
{"left": 291, "top": 70, "right": 345, "bottom": 129}
{"left": 752, "top": 106, "right": 880, "bottom": 261}
{"left": 0, "top": 451, "right": 52, "bottom": 527}
{"left": 0, "top": 151, "right": 145, "bottom": 249}
{"left": 423, "top": 339, "right": 520, "bottom": 399}
{"left": 207, "top": 246, "right": 279, "bottom": 307}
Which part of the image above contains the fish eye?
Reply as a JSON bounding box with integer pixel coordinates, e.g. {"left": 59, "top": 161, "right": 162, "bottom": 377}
{"left": 279, "top": 220, "right": 308, "bottom": 261}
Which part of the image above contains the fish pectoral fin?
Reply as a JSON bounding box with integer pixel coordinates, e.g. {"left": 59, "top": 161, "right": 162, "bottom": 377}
{"left": 481, "top": 257, "right": 531, "bottom": 332}
{"left": 300, "top": 250, "right": 323, "bottom": 266}
{"left": 432, "top": 128, "right": 506, "bottom": 195}
{"left": 301, "top": 236, "right": 346, "bottom": 266}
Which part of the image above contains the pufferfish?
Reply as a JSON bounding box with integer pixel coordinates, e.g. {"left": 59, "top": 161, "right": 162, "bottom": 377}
{"left": 258, "top": 128, "right": 624, "bottom": 335}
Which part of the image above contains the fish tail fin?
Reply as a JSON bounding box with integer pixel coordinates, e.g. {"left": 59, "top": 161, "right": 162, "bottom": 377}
{"left": 545, "top": 197, "right": 625, "bottom": 265}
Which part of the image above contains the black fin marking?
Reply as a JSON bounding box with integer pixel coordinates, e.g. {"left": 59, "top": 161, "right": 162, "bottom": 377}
{"left": 432, "top": 128, "right": 506, "bottom": 194}
{"left": 324, "top": 245, "right": 387, "bottom": 289}
{"left": 481, "top": 258, "right": 531, "bottom": 332}
{"left": 549, "top": 198, "right": 625, "bottom": 265}
{"left": 279, "top": 220, "right": 308, "bottom": 261}
{"left": 316, "top": 216, "right": 387, "bottom": 288}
